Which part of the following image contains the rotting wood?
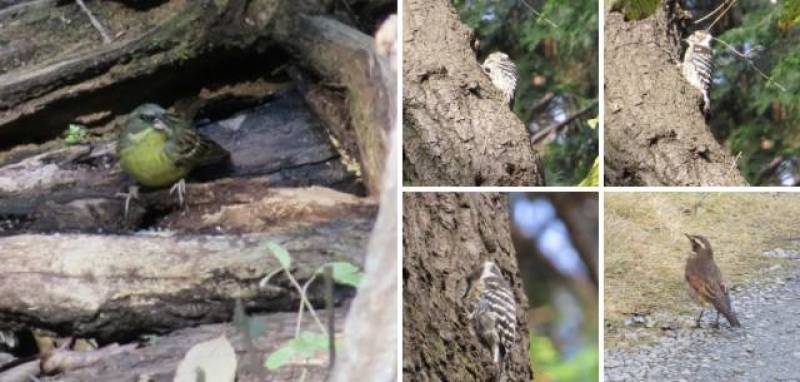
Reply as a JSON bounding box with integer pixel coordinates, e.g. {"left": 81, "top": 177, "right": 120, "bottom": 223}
{"left": 273, "top": 14, "right": 393, "bottom": 195}
{"left": 0, "top": 0, "right": 392, "bottom": 196}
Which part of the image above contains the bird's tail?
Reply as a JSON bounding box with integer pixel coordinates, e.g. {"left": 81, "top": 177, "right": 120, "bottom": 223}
{"left": 718, "top": 292, "right": 741, "bottom": 327}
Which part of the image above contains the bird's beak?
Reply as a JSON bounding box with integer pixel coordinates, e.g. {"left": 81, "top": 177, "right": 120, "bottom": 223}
{"left": 152, "top": 115, "right": 170, "bottom": 130}
{"left": 684, "top": 233, "right": 693, "bottom": 241}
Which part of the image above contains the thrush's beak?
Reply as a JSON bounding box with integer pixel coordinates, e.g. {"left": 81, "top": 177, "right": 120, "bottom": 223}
{"left": 684, "top": 233, "right": 694, "bottom": 241}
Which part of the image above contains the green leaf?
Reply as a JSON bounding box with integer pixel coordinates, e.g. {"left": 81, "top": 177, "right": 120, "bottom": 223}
{"left": 317, "top": 262, "right": 364, "bottom": 287}
{"left": 264, "top": 344, "right": 295, "bottom": 370}
{"left": 64, "top": 124, "right": 89, "bottom": 145}
{"left": 265, "top": 241, "right": 291, "bottom": 269}
{"left": 577, "top": 157, "right": 599, "bottom": 187}
{"left": 265, "top": 331, "right": 329, "bottom": 370}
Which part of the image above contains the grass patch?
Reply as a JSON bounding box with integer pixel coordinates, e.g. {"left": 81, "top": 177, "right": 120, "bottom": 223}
{"left": 605, "top": 193, "right": 800, "bottom": 347}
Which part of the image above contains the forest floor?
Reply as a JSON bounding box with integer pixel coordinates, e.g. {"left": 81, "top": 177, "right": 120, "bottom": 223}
{"left": 604, "top": 249, "right": 800, "bottom": 381}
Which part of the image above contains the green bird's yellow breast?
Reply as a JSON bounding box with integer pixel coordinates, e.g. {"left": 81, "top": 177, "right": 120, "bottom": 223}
{"left": 119, "top": 128, "right": 189, "bottom": 188}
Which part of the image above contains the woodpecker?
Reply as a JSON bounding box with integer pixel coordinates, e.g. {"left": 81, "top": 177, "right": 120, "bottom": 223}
{"left": 465, "top": 261, "right": 517, "bottom": 378}
{"left": 481, "top": 52, "right": 518, "bottom": 108}
{"left": 682, "top": 30, "right": 713, "bottom": 116}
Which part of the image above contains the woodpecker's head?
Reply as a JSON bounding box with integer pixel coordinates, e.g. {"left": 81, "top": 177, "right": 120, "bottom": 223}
{"left": 464, "top": 262, "right": 502, "bottom": 311}
{"left": 481, "top": 52, "right": 511, "bottom": 74}
{"left": 686, "top": 30, "right": 712, "bottom": 47}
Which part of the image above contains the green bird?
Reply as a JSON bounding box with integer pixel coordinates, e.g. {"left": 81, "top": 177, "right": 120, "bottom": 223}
{"left": 117, "top": 103, "right": 229, "bottom": 213}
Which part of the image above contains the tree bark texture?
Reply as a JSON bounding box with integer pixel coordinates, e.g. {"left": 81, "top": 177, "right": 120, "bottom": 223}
{"left": 403, "top": 193, "right": 532, "bottom": 381}
{"left": 402, "top": 0, "right": 545, "bottom": 186}
{"left": 604, "top": 0, "right": 748, "bottom": 186}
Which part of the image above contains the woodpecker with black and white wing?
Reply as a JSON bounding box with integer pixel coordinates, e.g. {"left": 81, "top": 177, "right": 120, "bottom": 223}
{"left": 682, "top": 30, "right": 713, "bottom": 116}
{"left": 481, "top": 52, "right": 518, "bottom": 108}
{"left": 465, "top": 261, "right": 518, "bottom": 379}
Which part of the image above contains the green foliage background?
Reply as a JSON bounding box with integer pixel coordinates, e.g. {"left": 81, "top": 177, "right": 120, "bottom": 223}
{"left": 707, "top": 0, "right": 800, "bottom": 184}
{"left": 453, "top": 0, "right": 599, "bottom": 186}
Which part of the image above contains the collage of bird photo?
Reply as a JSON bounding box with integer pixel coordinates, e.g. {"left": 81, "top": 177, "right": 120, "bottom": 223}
{"left": 0, "top": 0, "right": 797, "bottom": 381}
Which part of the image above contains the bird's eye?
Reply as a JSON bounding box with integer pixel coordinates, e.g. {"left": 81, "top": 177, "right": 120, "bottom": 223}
{"left": 485, "top": 67, "right": 491, "bottom": 73}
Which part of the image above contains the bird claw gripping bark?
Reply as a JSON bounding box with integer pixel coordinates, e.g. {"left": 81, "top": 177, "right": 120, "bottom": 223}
{"left": 170, "top": 179, "right": 186, "bottom": 207}
{"left": 116, "top": 185, "right": 140, "bottom": 219}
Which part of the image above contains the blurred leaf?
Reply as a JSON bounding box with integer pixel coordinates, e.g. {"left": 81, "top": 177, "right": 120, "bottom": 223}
{"left": 711, "top": 1, "right": 800, "bottom": 185}
{"left": 317, "top": 262, "right": 364, "bottom": 287}
{"left": 265, "top": 331, "right": 329, "bottom": 370}
{"left": 265, "top": 241, "right": 292, "bottom": 269}
{"left": 577, "top": 157, "right": 599, "bottom": 186}
{"left": 64, "top": 124, "right": 89, "bottom": 145}
{"left": 610, "top": 0, "right": 659, "bottom": 21}
{"left": 530, "top": 335, "right": 598, "bottom": 382}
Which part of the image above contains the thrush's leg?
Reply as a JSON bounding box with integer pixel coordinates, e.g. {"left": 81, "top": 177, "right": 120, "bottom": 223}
{"left": 115, "top": 185, "right": 140, "bottom": 218}
{"left": 713, "top": 311, "right": 720, "bottom": 329}
{"left": 170, "top": 179, "right": 186, "bottom": 207}
{"left": 695, "top": 308, "right": 705, "bottom": 328}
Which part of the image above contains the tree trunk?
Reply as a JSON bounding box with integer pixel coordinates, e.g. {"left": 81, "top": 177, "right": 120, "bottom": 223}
{"left": 332, "top": 16, "right": 398, "bottom": 382}
{"left": 402, "top": 193, "right": 532, "bottom": 381}
{"left": 604, "top": 0, "right": 748, "bottom": 186}
{"left": 402, "top": 0, "right": 545, "bottom": 186}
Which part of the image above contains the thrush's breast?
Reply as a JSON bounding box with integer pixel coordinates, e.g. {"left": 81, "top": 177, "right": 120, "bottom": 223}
{"left": 119, "top": 128, "right": 190, "bottom": 188}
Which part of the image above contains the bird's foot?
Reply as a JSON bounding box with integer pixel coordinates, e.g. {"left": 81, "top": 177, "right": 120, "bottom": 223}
{"left": 170, "top": 179, "right": 186, "bottom": 207}
{"left": 115, "top": 185, "right": 140, "bottom": 218}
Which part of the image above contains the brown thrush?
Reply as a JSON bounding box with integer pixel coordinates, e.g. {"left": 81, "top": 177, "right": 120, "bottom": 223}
{"left": 684, "top": 234, "right": 741, "bottom": 328}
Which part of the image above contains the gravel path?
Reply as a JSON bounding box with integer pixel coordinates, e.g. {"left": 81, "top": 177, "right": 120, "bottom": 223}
{"left": 605, "top": 260, "right": 800, "bottom": 381}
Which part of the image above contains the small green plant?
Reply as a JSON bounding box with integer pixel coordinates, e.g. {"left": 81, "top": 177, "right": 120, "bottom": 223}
{"left": 64, "top": 124, "right": 89, "bottom": 145}
{"left": 259, "top": 241, "right": 364, "bottom": 374}
{"left": 577, "top": 157, "right": 599, "bottom": 187}
{"left": 530, "top": 334, "right": 599, "bottom": 382}
{"left": 577, "top": 118, "right": 599, "bottom": 187}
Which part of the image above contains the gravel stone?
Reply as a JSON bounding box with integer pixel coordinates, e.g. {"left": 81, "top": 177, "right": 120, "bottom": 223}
{"left": 605, "top": 264, "right": 800, "bottom": 381}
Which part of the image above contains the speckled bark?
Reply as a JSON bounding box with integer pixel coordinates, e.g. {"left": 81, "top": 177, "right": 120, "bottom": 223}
{"left": 604, "top": 0, "right": 747, "bottom": 186}
{"left": 403, "top": 193, "right": 532, "bottom": 382}
{"left": 402, "top": 0, "right": 544, "bottom": 186}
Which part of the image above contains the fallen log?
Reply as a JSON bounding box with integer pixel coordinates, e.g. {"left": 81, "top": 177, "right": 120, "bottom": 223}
{"left": 0, "top": 309, "right": 346, "bottom": 382}
{"left": 0, "top": 0, "right": 393, "bottom": 195}
{"left": 0, "top": 90, "right": 366, "bottom": 234}
{"left": 0, "top": 226, "right": 367, "bottom": 341}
